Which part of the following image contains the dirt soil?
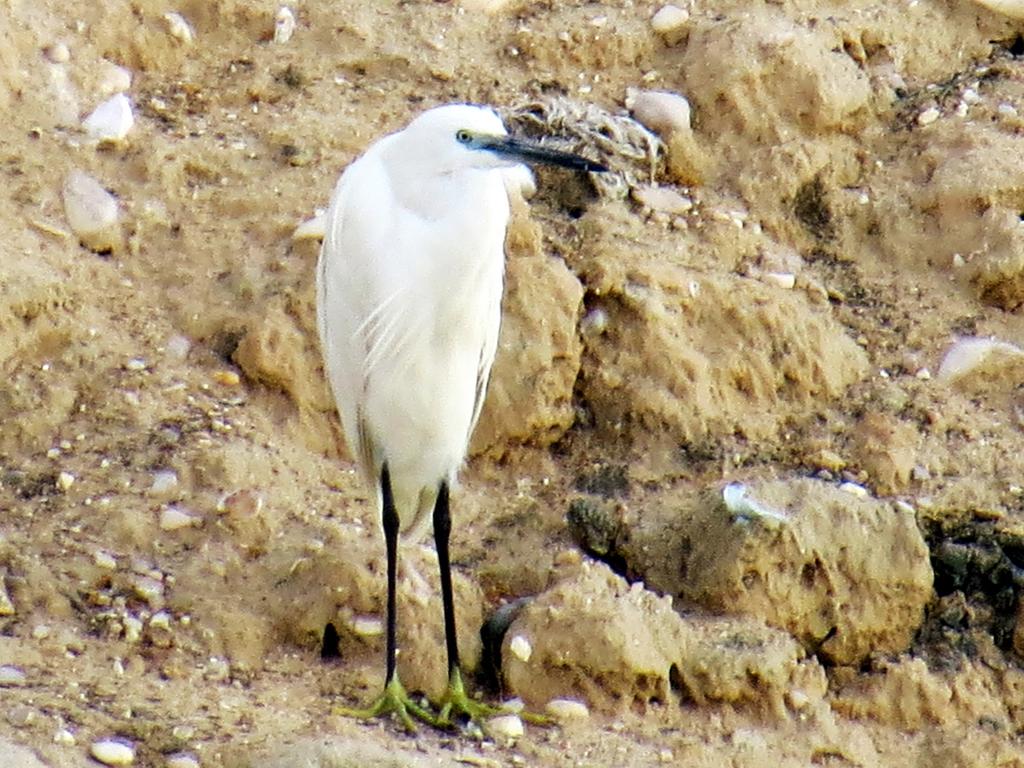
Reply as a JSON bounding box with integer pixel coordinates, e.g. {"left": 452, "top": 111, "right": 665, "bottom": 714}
{"left": 4, "top": 1, "right": 1024, "bottom": 766}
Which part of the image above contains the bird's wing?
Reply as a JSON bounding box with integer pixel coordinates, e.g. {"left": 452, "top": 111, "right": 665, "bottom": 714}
{"left": 466, "top": 246, "right": 504, "bottom": 442}
{"left": 317, "top": 151, "right": 401, "bottom": 483}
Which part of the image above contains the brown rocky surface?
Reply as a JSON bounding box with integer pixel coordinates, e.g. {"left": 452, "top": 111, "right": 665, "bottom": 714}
{"left": 3, "top": 1, "right": 1024, "bottom": 767}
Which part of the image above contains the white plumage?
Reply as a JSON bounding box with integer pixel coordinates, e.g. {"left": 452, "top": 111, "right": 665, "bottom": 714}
{"left": 314, "top": 103, "right": 604, "bottom": 728}
{"left": 317, "top": 105, "right": 510, "bottom": 541}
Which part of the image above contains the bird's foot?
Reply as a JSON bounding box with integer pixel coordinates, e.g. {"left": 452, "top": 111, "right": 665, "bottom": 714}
{"left": 333, "top": 675, "right": 438, "bottom": 732}
{"left": 436, "top": 667, "right": 552, "bottom": 733}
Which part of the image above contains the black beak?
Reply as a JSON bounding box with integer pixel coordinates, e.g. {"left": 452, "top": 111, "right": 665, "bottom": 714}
{"left": 480, "top": 135, "right": 608, "bottom": 173}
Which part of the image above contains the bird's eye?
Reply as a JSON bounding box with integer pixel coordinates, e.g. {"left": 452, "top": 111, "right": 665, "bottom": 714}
{"left": 455, "top": 129, "right": 472, "bottom": 144}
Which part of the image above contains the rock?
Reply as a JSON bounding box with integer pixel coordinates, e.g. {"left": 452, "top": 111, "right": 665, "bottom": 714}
{"left": 973, "top": 0, "right": 1024, "bottom": 19}
{"left": 485, "top": 713, "right": 524, "bottom": 740}
{"left": 0, "top": 665, "right": 26, "bottom": 685}
{"left": 62, "top": 170, "right": 121, "bottom": 253}
{"left": 501, "top": 561, "right": 686, "bottom": 710}
{"left": 850, "top": 412, "right": 919, "bottom": 494}
{"left": 577, "top": 263, "right": 868, "bottom": 444}
{"left": 545, "top": 698, "right": 590, "bottom": 721}
{"left": 82, "top": 93, "right": 134, "bottom": 143}
{"left": 681, "top": 10, "right": 871, "bottom": 137}
{"left": 937, "top": 337, "right": 1024, "bottom": 384}
{"left": 470, "top": 253, "right": 584, "bottom": 457}
{"left": 650, "top": 5, "right": 690, "bottom": 44}
{"left": 0, "top": 572, "right": 15, "bottom": 615}
{"left": 626, "top": 89, "right": 692, "bottom": 139}
{"left": 672, "top": 615, "right": 826, "bottom": 718}
{"left": 90, "top": 740, "right": 135, "bottom": 765}
{"left": 621, "top": 479, "right": 933, "bottom": 665}
{"left": 159, "top": 505, "right": 201, "bottom": 531}
{"left": 0, "top": 738, "right": 49, "bottom": 768}
{"left": 273, "top": 7, "right": 296, "bottom": 44}
{"left": 163, "top": 12, "right": 195, "bottom": 45}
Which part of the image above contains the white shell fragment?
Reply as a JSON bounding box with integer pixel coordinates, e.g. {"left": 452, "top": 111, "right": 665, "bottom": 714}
{"left": 509, "top": 634, "right": 532, "bottom": 662}
{"left": 722, "top": 483, "right": 790, "bottom": 527}
{"left": 274, "top": 7, "right": 296, "bottom": 44}
{"left": 163, "top": 12, "right": 195, "bottom": 44}
{"left": 62, "top": 170, "right": 120, "bottom": 252}
{"left": 937, "top": 337, "right": 1024, "bottom": 381}
{"left": 625, "top": 88, "right": 692, "bottom": 139}
{"left": 90, "top": 740, "right": 135, "bottom": 766}
{"left": 83, "top": 93, "right": 134, "bottom": 143}
{"left": 545, "top": 698, "right": 590, "bottom": 721}
{"left": 651, "top": 5, "right": 690, "bottom": 44}
{"left": 763, "top": 272, "right": 797, "bottom": 290}
{"left": 485, "top": 713, "right": 524, "bottom": 740}
{"left": 972, "top": 0, "right": 1024, "bottom": 20}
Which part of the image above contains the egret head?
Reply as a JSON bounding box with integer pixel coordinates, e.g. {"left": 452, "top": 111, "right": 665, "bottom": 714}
{"left": 399, "top": 103, "right": 607, "bottom": 175}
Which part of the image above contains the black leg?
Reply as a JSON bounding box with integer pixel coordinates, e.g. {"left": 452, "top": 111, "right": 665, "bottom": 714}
{"left": 433, "top": 481, "right": 460, "bottom": 675}
{"left": 381, "top": 463, "right": 400, "bottom": 684}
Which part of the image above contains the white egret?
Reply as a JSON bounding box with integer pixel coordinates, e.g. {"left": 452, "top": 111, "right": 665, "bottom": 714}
{"left": 316, "top": 103, "right": 605, "bottom": 730}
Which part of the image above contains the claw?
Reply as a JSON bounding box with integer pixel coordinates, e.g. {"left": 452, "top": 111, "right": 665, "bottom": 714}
{"left": 333, "top": 675, "right": 438, "bottom": 732}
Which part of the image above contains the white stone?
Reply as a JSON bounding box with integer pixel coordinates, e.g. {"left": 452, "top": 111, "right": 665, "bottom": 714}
{"left": 93, "top": 550, "right": 117, "bottom": 570}
{"left": 632, "top": 185, "right": 693, "bottom": 215}
{"left": 651, "top": 5, "right": 689, "bottom": 44}
{"left": 763, "top": 272, "right": 796, "bottom": 290}
{"left": 150, "top": 470, "right": 179, "bottom": 495}
{"left": 938, "top": 337, "right": 1024, "bottom": 381}
{"left": 163, "top": 12, "right": 195, "bottom": 44}
{"left": 0, "top": 665, "right": 26, "bottom": 685}
{"left": 917, "top": 107, "right": 940, "bottom": 126}
{"left": 83, "top": 93, "right": 134, "bottom": 143}
{"left": 509, "top": 634, "right": 532, "bottom": 662}
{"left": 485, "top": 714, "right": 524, "bottom": 740}
{"left": 839, "top": 481, "right": 869, "bottom": 498}
{"left": 97, "top": 61, "right": 132, "bottom": 96}
{"left": 90, "top": 740, "right": 135, "bottom": 766}
{"left": 274, "top": 7, "right": 296, "bottom": 44}
{"left": 165, "top": 334, "right": 192, "bottom": 360}
{"left": 57, "top": 471, "right": 75, "bottom": 491}
{"left": 45, "top": 42, "right": 70, "bottom": 63}
{"left": 62, "top": 170, "right": 120, "bottom": 252}
{"left": 166, "top": 755, "right": 200, "bottom": 768}
{"left": 625, "top": 88, "right": 692, "bottom": 138}
{"left": 160, "top": 506, "right": 200, "bottom": 531}
{"left": 545, "top": 698, "right": 589, "bottom": 720}
{"left": 350, "top": 615, "right": 384, "bottom": 637}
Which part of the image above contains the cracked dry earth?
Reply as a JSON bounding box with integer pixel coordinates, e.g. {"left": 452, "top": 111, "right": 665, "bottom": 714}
{"left": 5, "top": 1, "right": 1024, "bottom": 767}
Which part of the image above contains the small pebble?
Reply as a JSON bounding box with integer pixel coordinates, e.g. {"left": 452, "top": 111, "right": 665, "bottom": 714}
{"left": 82, "top": 93, "right": 134, "bottom": 143}
{"left": 163, "top": 12, "right": 195, "bottom": 44}
{"left": 54, "top": 728, "right": 76, "bottom": 746}
{"left": 32, "top": 625, "right": 50, "bottom": 640}
{"left": 90, "top": 739, "right": 135, "bottom": 766}
{"left": 217, "top": 489, "right": 263, "bottom": 517}
{"left": 0, "top": 578, "right": 14, "bottom": 616}
{"left": 509, "top": 635, "right": 532, "bottom": 662}
{"left": 632, "top": 184, "right": 693, "bottom": 215}
{"left": 165, "top": 334, "right": 192, "bottom": 360}
{"left": 545, "top": 698, "right": 589, "bottom": 721}
{"left": 626, "top": 88, "right": 692, "bottom": 138}
{"left": 998, "top": 102, "right": 1018, "bottom": 118}
{"left": 763, "top": 272, "right": 796, "bottom": 290}
{"left": 93, "top": 550, "right": 118, "bottom": 570}
{"left": 839, "top": 481, "right": 869, "bottom": 498}
{"left": 274, "top": 6, "right": 296, "bottom": 44}
{"left": 150, "top": 470, "right": 179, "bottom": 495}
{"left": 7, "top": 706, "right": 35, "bottom": 727}
{"left": 62, "top": 170, "right": 120, "bottom": 252}
{"left": 125, "top": 358, "right": 147, "bottom": 371}
{"left": 293, "top": 213, "right": 326, "bottom": 241}
{"left": 213, "top": 370, "right": 241, "bottom": 386}
{"left": 166, "top": 754, "right": 200, "bottom": 768}
{"left": 123, "top": 615, "right": 143, "bottom": 643}
{"left": 160, "top": 506, "right": 200, "bottom": 531}
{"left": 351, "top": 616, "right": 384, "bottom": 637}
{"left": 130, "top": 574, "right": 165, "bottom": 606}
{"left": 0, "top": 665, "right": 26, "bottom": 685}
{"left": 580, "top": 307, "right": 609, "bottom": 337}
{"left": 650, "top": 5, "right": 689, "bottom": 43}
{"left": 917, "top": 107, "right": 940, "bottom": 126}
{"left": 486, "top": 714, "right": 524, "bottom": 740}
{"left": 97, "top": 60, "right": 132, "bottom": 95}
{"left": 962, "top": 87, "right": 980, "bottom": 105}
{"left": 45, "top": 42, "right": 70, "bottom": 63}
{"left": 57, "top": 471, "right": 75, "bottom": 492}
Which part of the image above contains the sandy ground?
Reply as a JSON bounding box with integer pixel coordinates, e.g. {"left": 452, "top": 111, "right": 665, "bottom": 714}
{"left": 4, "top": 0, "right": 1024, "bottom": 766}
